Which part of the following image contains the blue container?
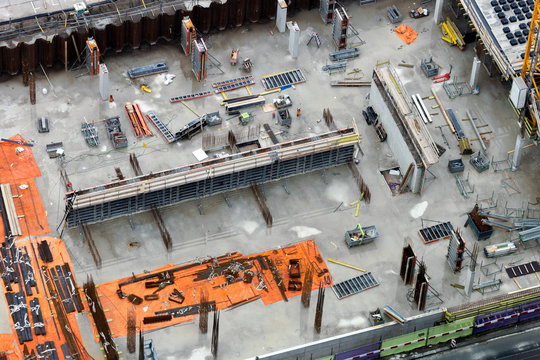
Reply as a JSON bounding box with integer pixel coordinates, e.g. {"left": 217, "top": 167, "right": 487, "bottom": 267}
{"left": 466, "top": 214, "right": 493, "bottom": 240}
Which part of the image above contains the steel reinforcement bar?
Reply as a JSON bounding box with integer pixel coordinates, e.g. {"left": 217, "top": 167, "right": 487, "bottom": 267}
{"left": 65, "top": 128, "right": 359, "bottom": 227}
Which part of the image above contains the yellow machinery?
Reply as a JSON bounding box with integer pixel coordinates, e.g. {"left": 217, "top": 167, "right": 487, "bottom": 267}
{"left": 520, "top": 0, "right": 540, "bottom": 139}
{"left": 440, "top": 17, "right": 465, "bottom": 50}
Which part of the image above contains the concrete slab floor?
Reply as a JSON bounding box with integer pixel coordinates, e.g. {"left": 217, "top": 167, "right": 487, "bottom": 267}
{"left": 0, "top": 0, "right": 539, "bottom": 359}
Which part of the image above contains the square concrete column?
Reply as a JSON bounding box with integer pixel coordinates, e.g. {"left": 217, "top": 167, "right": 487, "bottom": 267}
{"left": 464, "top": 268, "right": 475, "bottom": 296}
{"left": 276, "top": 0, "right": 288, "bottom": 33}
{"left": 469, "top": 56, "right": 481, "bottom": 90}
{"left": 99, "top": 63, "right": 109, "bottom": 101}
{"left": 512, "top": 133, "right": 525, "bottom": 170}
{"left": 433, "top": 0, "right": 444, "bottom": 24}
{"left": 287, "top": 21, "right": 300, "bottom": 58}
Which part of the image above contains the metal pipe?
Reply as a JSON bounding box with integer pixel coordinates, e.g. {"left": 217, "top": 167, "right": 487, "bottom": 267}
{"left": 467, "top": 110, "right": 486, "bottom": 151}
{"left": 416, "top": 93, "right": 432, "bottom": 123}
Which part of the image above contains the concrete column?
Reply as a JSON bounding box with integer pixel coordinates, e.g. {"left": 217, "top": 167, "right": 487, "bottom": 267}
{"left": 512, "top": 133, "right": 525, "bottom": 170}
{"left": 469, "top": 56, "right": 481, "bottom": 90}
{"left": 99, "top": 63, "right": 109, "bottom": 101}
{"left": 276, "top": 0, "right": 288, "bottom": 33}
{"left": 464, "top": 268, "right": 475, "bottom": 296}
{"left": 287, "top": 21, "right": 300, "bottom": 58}
{"left": 433, "top": 0, "right": 444, "bottom": 25}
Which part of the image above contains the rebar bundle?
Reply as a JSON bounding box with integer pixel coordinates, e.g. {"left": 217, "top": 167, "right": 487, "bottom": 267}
{"left": 138, "top": 327, "right": 144, "bottom": 360}
{"left": 348, "top": 162, "right": 371, "bottom": 203}
{"left": 228, "top": 130, "right": 237, "bottom": 148}
{"left": 29, "top": 71, "right": 35, "bottom": 105}
{"left": 127, "top": 309, "right": 136, "bottom": 353}
{"left": 199, "top": 288, "right": 210, "bottom": 334}
{"left": 211, "top": 310, "right": 220, "bottom": 359}
{"left": 80, "top": 223, "right": 102, "bottom": 269}
{"left": 323, "top": 108, "right": 336, "bottom": 130}
{"left": 42, "top": 266, "right": 88, "bottom": 359}
{"left": 250, "top": 184, "right": 273, "bottom": 227}
{"left": 84, "top": 276, "right": 118, "bottom": 360}
{"left": 301, "top": 266, "right": 313, "bottom": 308}
{"left": 314, "top": 282, "right": 325, "bottom": 333}
{"left": 22, "top": 60, "right": 29, "bottom": 86}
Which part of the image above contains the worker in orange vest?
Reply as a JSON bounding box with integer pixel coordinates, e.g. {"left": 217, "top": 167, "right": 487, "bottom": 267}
{"left": 297, "top": 108, "right": 301, "bottom": 117}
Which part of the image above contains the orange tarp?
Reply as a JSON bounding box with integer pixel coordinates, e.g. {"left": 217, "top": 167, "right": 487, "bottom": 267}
{"left": 0, "top": 134, "right": 87, "bottom": 359}
{"left": 93, "top": 240, "right": 332, "bottom": 339}
{"left": 395, "top": 24, "right": 418, "bottom": 45}
{"left": 0, "top": 135, "right": 41, "bottom": 180}
{"left": 0, "top": 135, "right": 50, "bottom": 238}
{"left": 0, "top": 237, "right": 88, "bottom": 358}
{"left": 0, "top": 333, "right": 21, "bottom": 359}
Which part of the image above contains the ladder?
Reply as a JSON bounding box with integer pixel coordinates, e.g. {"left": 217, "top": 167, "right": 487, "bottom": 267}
{"left": 261, "top": 69, "right": 306, "bottom": 90}
{"left": 169, "top": 91, "right": 212, "bottom": 103}
{"left": 214, "top": 79, "right": 255, "bottom": 93}
{"left": 146, "top": 112, "right": 175, "bottom": 143}
{"left": 332, "top": 272, "right": 379, "bottom": 299}
{"left": 212, "top": 75, "right": 254, "bottom": 88}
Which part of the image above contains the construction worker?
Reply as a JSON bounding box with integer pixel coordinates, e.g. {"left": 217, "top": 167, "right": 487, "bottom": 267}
{"left": 109, "top": 95, "right": 114, "bottom": 102}
{"left": 297, "top": 108, "right": 301, "bottom": 117}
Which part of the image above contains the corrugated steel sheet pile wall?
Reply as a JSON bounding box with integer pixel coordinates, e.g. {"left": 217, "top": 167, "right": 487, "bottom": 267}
{"left": 0, "top": 0, "right": 322, "bottom": 75}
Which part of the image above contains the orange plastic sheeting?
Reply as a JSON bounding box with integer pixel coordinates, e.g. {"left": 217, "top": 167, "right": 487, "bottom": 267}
{"left": 0, "top": 333, "right": 21, "bottom": 359}
{"left": 1, "top": 237, "right": 88, "bottom": 359}
{"left": 395, "top": 24, "right": 418, "bottom": 45}
{"left": 0, "top": 135, "right": 41, "bottom": 180}
{"left": 93, "top": 240, "right": 332, "bottom": 339}
{"left": 0, "top": 180, "right": 51, "bottom": 238}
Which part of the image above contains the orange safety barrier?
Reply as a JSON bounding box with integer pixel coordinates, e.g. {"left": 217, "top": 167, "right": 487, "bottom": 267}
{"left": 92, "top": 240, "right": 332, "bottom": 339}
{"left": 395, "top": 24, "right": 418, "bottom": 45}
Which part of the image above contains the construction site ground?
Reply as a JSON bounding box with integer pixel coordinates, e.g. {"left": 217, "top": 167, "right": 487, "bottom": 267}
{"left": 0, "top": 0, "right": 539, "bottom": 359}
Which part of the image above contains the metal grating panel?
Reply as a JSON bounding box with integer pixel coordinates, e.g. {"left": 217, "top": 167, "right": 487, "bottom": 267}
{"left": 418, "top": 222, "right": 454, "bottom": 244}
{"left": 170, "top": 91, "right": 212, "bottom": 103}
{"left": 261, "top": 69, "right": 306, "bottom": 90}
{"left": 212, "top": 76, "right": 254, "bottom": 88}
{"left": 145, "top": 112, "right": 175, "bottom": 143}
{"left": 332, "top": 272, "right": 379, "bottom": 299}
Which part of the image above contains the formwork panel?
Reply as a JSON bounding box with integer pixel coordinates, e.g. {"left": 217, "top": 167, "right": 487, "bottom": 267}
{"left": 66, "top": 145, "right": 355, "bottom": 227}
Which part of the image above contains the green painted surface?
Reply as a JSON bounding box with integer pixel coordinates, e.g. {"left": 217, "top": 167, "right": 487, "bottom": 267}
{"left": 426, "top": 318, "right": 474, "bottom": 345}
{"left": 380, "top": 328, "right": 428, "bottom": 357}
{"left": 316, "top": 356, "right": 334, "bottom": 360}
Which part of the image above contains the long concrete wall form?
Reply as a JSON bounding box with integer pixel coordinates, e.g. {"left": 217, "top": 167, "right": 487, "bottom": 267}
{"left": 370, "top": 71, "right": 425, "bottom": 193}
{"left": 65, "top": 128, "right": 358, "bottom": 227}
{"left": 254, "top": 311, "right": 446, "bottom": 360}
{"left": 0, "top": 0, "right": 322, "bottom": 75}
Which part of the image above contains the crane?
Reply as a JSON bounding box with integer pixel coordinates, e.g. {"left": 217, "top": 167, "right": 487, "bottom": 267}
{"left": 513, "top": 0, "right": 540, "bottom": 168}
